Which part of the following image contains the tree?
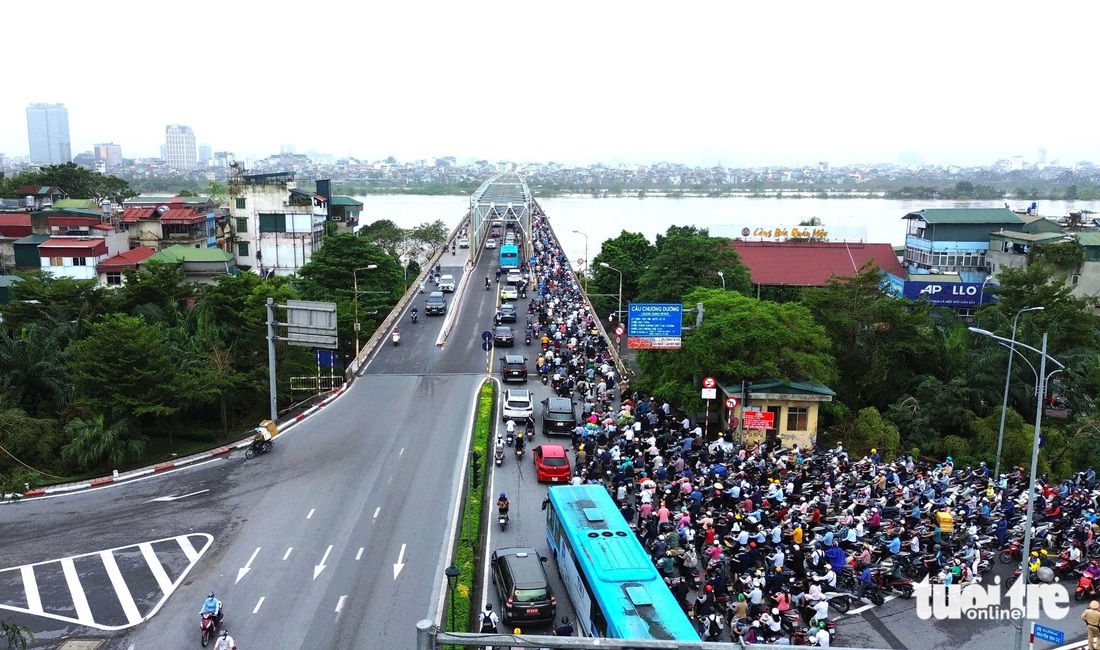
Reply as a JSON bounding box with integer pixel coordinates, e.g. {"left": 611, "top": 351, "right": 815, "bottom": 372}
{"left": 636, "top": 289, "right": 836, "bottom": 411}
{"left": 840, "top": 406, "right": 901, "bottom": 456}
{"left": 0, "top": 163, "right": 136, "bottom": 204}
{"left": 589, "top": 231, "right": 655, "bottom": 320}
{"left": 0, "top": 323, "right": 73, "bottom": 416}
{"left": 408, "top": 220, "right": 448, "bottom": 255}
{"left": 0, "top": 272, "right": 110, "bottom": 331}
{"left": 358, "top": 219, "right": 406, "bottom": 258}
{"left": 636, "top": 227, "right": 752, "bottom": 303}
{"left": 61, "top": 414, "right": 146, "bottom": 470}
{"left": 107, "top": 261, "right": 195, "bottom": 328}
{"left": 2, "top": 620, "right": 34, "bottom": 650}
{"left": 67, "top": 314, "right": 177, "bottom": 423}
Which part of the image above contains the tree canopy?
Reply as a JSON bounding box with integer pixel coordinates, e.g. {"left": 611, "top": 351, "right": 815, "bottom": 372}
{"left": 0, "top": 163, "right": 137, "bottom": 204}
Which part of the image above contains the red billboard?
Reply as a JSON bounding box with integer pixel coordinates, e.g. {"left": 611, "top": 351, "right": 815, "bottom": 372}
{"left": 743, "top": 410, "right": 775, "bottom": 429}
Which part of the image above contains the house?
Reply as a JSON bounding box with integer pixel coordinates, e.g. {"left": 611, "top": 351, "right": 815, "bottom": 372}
{"left": 0, "top": 214, "right": 34, "bottom": 239}
{"left": 226, "top": 171, "right": 326, "bottom": 276}
{"left": 0, "top": 275, "right": 22, "bottom": 304}
{"left": 97, "top": 246, "right": 157, "bottom": 287}
{"left": 729, "top": 240, "right": 905, "bottom": 297}
{"left": 145, "top": 244, "right": 237, "bottom": 285}
{"left": 121, "top": 199, "right": 222, "bottom": 251}
{"left": 720, "top": 380, "right": 835, "bottom": 449}
{"left": 12, "top": 234, "right": 49, "bottom": 269}
{"left": 39, "top": 237, "right": 110, "bottom": 280}
{"left": 901, "top": 208, "right": 1024, "bottom": 281}
{"left": 16, "top": 185, "right": 67, "bottom": 210}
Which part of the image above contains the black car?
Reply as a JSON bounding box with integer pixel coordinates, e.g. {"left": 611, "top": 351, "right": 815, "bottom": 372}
{"left": 500, "top": 354, "right": 528, "bottom": 383}
{"left": 498, "top": 303, "right": 517, "bottom": 323}
{"left": 493, "top": 326, "right": 515, "bottom": 347}
{"left": 490, "top": 547, "right": 556, "bottom": 626}
{"left": 425, "top": 291, "right": 447, "bottom": 315}
{"left": 541, "top": 397, "right": 577, "bottom": 436}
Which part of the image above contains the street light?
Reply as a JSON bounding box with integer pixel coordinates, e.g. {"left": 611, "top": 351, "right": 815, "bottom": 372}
{"left": 353, "top": 264, "right": 378, "bottom": 355}
{"left": 717, "top": 270, "right": 726, "bottom": 290}
{"left": 444, "top": 564, "right": 460, "bottom": 635}
{"left": 599, "top": 262, "right": 622, "bottom": 324}
{"left": 572, "top": 229, "right": 588, "bottom": 292}
{"left": 994, "top": 307, "right": 1044, "bottom": 478}
{"left": 969, "top": 327, "right": 1062, "bottom": 650}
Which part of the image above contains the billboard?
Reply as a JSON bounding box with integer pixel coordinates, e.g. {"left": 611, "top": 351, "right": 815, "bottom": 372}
{"left": 903, "top": 281, "right": 992, "bottom": 308}
{"left": 743, "top": 410, "right": 775, "bottom": 429}
{"left": 627, "top": 303, "right": 682, "bottom": 350}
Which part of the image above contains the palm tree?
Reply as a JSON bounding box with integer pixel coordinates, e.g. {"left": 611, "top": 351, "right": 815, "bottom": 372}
{"left": 0, "top": 323, "right": 73, "bottom": 416}
{"left": 61, "top": 414, "right": 146, "bottom": 470}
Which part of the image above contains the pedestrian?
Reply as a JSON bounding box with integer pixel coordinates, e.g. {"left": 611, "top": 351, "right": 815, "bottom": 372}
{"left": 479, "top": 603, "right": 499, "bottom": 633}
{"left": 1084, "top": 600, "right": 1100, "bottom": 649}
{"left": 553, "top": 617, "right": 575, "bottom": 636}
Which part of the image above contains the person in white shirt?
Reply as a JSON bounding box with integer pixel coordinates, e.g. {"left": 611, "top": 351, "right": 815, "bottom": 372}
{"left": 214, "top": 630, "right": 236, "bottom": 650}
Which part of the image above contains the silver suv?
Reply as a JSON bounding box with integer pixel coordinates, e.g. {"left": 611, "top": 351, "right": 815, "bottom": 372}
{"left": 501, "top": 388, "right": 534, "bottom": 422}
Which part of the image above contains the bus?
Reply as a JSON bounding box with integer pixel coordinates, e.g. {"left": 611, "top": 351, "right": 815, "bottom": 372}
{"left": 499, "top": 243, "right": 519, "bottom": 270}
{"left": 544, "top": 485, "right": 700, "bottom": 641}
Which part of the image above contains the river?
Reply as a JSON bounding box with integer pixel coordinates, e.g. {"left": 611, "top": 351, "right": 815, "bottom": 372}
{"left": 352, "top": 194, "right": 1100, "bottom": 265}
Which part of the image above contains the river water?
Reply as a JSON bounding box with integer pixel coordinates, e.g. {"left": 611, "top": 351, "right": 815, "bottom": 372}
{"left": 353, "top": 194, "right": 1100, "bottom": 265}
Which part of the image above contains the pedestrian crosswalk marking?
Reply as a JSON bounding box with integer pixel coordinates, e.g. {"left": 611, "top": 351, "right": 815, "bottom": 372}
{"left": 0, "top": 533, "right": 213, "bottom": 630}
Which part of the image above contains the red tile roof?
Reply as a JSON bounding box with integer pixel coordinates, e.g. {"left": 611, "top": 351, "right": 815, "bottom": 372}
{"left": 122, "top": 207, "right": 157, "bottom": 223}
{"left": 39, "top": 238, "right": 109, "bottom": 257}
{"left": 729, "top": 241, "right": 906, "bottom": 287}
{"left": 159, "top": 209, "right": 207, "bottom": 225}
{"left": 97, "top": 246, "right": 158, "bottom": 271}
{"left": 0, "top": 213, "right": 32, "bottom": 238}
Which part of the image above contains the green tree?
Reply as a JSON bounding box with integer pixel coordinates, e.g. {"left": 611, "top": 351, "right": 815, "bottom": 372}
{"left": 0, "top": 323, "right": 73, "bottom": 417}
{"left": 358, "top": 219, "right": 406, "bottom": 258}
{"left": 61, "top": 414, "right": 146, "bottom": 470}
{"left": 0, "top": 273, "right": 109, "bottom": 331}
{"left": 886, "top": 377, "right": 977, "bottom": 455}
{"left": 636, "top": 289, "right": 836, "bottom": 411}
{"left": 635, "top": 228, "right": 751, "bottom": 303}
{"left": 840, "top": 406, "right": 901, "bottom": 456}
{"left": 67, "top": 314, "right": 177, "bottom": 423}
{"left": 408, "top": 219, "right": 449, "bottom": 255}
{"left": 589, "top": 231, "right": 655, "bottom": 320}
{"left": 0, "top": 163, "right": 136, "bottom": 204}
{"left": 107, "top": 262, "right": 195, "bottom": 327}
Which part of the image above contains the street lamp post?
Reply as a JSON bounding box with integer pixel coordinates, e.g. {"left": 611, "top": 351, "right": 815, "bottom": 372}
{"left": 717, "top": 270, "right": 726, "bottom": 290}
{"left": 353, "top": 264, "right": 378, "bottom": 355}
{"left": 995, "top": 307, "right": 1044, "bottom": 478}
{"left": 969, "top": 327, "right": 1062, "bottom": 650}
{"left": 572, "top": 229, "right": 588, "bottom": 292}
{"left": 599, "top": 262, "right": 622, "bottom": 324}
{"left": 444, "top": 564, "right": 460, "bottom": 635}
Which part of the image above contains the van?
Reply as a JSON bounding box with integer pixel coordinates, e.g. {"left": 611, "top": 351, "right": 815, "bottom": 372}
{"left": 490, "top": 547, "right": 556, "bottom": 626}
{"left": 541, "top": 397, "right": 577, "bottom": 436}
{"left": 424, "top": 291, "right": 446, "bottom": 315}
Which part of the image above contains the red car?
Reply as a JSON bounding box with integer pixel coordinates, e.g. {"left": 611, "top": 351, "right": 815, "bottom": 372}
{"left": 533, "top": 444, "right": 571, "bottom": 483}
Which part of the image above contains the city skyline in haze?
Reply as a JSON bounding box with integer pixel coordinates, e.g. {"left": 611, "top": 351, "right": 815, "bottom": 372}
{"left": 3, "top": 2, "right": 1097, "bottom": 169}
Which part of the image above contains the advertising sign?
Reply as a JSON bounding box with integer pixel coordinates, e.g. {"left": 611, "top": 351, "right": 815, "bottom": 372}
{"left": 743, "top": 410, "right": 775, "bottom": 429}
{"left": 903, "top": 280, "right": 991, "bottom": 308}
{"left": 627, "top": 303, "right": 682, "bottom": 350}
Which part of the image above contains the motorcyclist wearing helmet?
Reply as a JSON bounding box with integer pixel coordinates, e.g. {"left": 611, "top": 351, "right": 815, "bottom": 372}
{"left": 1085, "top": 560, "right": 1100, "bottom": 581}
{"left": 200, "top": 591, "right": 223, "bottom": 623}
{"left": 411, "top": 307, "right": 419, "bottom": 323}
{"left": 214, "top": 629, "right": 236, "bottom": 650}
{"left": 498, "top": 493, "right": 510, "bottom": 523}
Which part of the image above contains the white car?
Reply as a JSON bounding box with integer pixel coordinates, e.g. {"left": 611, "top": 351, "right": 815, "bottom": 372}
{"left": 457, "top": 237, "right": 469, "bottom": 248}
{"left": 501, "top": 388, "right": 534, "bottom": 422}
{"left": 500, "top": 285, "right": 518, "bottom": 301}
{"left": 485, "top": 238, "right": 497, "bottom": 249}
{"left": 438, "top": 274, "right": 455, "bottom": 292}
{"left": 506, "top": 270, "right": 523, "bottom": 286}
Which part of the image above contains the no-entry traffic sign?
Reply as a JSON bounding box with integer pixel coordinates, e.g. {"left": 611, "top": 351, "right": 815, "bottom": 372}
{"left": 725, "top": 396, "right": 738, "bottom": 409}
{"left": 615, "top": 324, "right": 625, "bottom": 337}
{"left": 702, "top": 377, "right": 717, "bottom": 389}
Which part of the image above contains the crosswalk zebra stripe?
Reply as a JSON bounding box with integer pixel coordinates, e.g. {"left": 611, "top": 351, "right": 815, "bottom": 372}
{"left": 139, "top": 542, "right": 174, "bottom": 595}
{"left": 100, "top": 551, "right": 142, "bottom": 625}
{"left": 177, "top": 535, "right": 200, "bottom": 562}
{"left": 20, "top": 566, "right": 41, "bottom": 615}
{"left": 60, "top": 558, "right": 94, "bottom": 625}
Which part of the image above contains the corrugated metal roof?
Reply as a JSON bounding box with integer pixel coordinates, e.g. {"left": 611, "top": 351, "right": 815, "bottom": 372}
{"left": 97, "top": 246, "right": 158, "bottom": 269}
{"left": 902, "top": 208, "right": 1024, "bottom": 225}
{"left": 1076, "top": 232, "right": 1100, "bottom": 247}
{"left": 14, "top": 234, "right": 50, "bottom": 244}
{"left": 41, "top": 237, "right": 105, "bottom": 248}
{"left": 149, "top": 244, "right": 233, "bottom": 263}
{"left": 159, "top": 209, "right": 207, "bottom": 225}
{"left": 991, "top": 231, "right": 1065, "bottom": 243}
{"left": 330, "top": 196, "right": 363, "bottom": 207}
{"left": 122, "top": 207, "right": 158, "bottom": 223}
{"left": 53, "top": 199, "right": 100, "bottom": 210}
{"left": 0, "top": 214, "right": 32, "bottom": 227}
{"left": 730, "top": 241, "right": 905, "bottom": 287}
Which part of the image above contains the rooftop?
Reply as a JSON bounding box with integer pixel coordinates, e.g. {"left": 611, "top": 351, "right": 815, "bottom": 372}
{"left": 902, "top": 208, "right": 1024, "bottom": 225}
{"left": 148, "top": 244, "right": 234, "bottom": 264}
{"left": 729, "top": 240, "right": 906, "bottom": 287}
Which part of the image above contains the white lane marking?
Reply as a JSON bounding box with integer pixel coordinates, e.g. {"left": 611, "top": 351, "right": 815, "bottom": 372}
{"left": 393, "top": 543, "right": 407, "bottom": 580}
{"left": 139, "top": 543, "right": 174, "bottom": 595}
{"left": 236, "top": 547, "right": 261, "bottom": 584}
{"left": 253, "top": 597, "right": 265, "bottom": 614}
{"left": 307, "top": 509, "right": 315, "bottom": 519}
{"left": 399, "top": 448, "right": 405, "bottom": 456}
{"left": 356, "top": 547, "right": 364, "bottom": 560}
{"left": 373, "top": 507, "right": 380, "bottom": 519}
{"left": 60, "top": 558, "right": 94, "bottom": 625}
{"left": 177, "top": 535, "right": 200, "bottom": 562}
{"left": 100, "top": 551, "right": 142, "bottom": 625}
{"left": 283, "top": 547, "right": 293, "bottom": 561}
{"left": 20, "top": 566, "right": 41, "bottom": 615}
{"left": 314, "top": 545, "right": 333, "bottom": 580}
{"left": 336, "top": 595, "right": 347, "bottom": 613}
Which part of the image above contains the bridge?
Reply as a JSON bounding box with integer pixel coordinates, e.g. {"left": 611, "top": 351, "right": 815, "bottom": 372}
{"left": 468, "top": 172, "right": 533, "bottom": 248}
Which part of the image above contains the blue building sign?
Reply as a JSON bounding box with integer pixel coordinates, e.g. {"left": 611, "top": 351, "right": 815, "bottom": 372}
{"left": 627, "top": 303, "right": 682, "bottom": 350}
{"left": 903, "top": 280, "right": 991, "bottom": 307}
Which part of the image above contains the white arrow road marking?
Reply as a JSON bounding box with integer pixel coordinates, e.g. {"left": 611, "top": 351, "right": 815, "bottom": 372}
{"left": 314, "top": 545, "right": 333, "bottom": 580}
{"left": 393, "top": 544, "right": 407, "bottom": 580}
{"left": 145, "top": 489, "right": 210, "bottom": 503}
{"left": 236, "top": 547, "right": 261, "bottom": 584}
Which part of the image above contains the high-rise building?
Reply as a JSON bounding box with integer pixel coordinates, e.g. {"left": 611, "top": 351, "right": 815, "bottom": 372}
{"left": 26, "top": 103, "right": 72, "bottom": 165}
{"left": 94, "top": 143, "right": 123, "bottom": 167}
{"left": 164, "top": 124, "right": 198, "bottom": 168}
{"left": 199, "top": 144, "right": 212, "bottom": 165}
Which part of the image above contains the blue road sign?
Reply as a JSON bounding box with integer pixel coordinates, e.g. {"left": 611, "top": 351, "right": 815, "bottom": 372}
{"left": 627, "top": 303, "right": 683, "bottom": 338}
{"left": 481, "top": 330, "right": 494, "bottom": 342}
{"left": 1032, "top": 623, "right": 1063, "bottom": 645}
{"left": 482, "top": 340, "right": 493, "bottom": 352}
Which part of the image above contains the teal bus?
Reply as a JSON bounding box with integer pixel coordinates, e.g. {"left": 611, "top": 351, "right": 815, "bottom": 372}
{"left": 499, "top": 244, "right": 519, "bottom": 270}
{"left": 544, "top": 484, "right": 699, "bottom": 641}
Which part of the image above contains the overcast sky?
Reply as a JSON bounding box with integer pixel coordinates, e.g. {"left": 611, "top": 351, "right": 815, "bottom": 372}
{"left": 4, "top": 1, "right": 1096, "bottom": 168}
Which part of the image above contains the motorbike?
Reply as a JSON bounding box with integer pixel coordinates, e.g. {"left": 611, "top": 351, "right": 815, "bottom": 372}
{"left": 411, "top": 311, "right": 418, "bottom": 324}
{"left": 1076, "top": 572, "right": 1100, "bottom": 601}
{"left": 525, "top": 332, "right": 531, "bottom": 345}
{"left": 245, "top": 438, "right": 273, "bottom": 460}
{"left": 541, "top": 374, "right": 549, "bottom": 385}
{"left": 499, "top": 511, "right": 509, "bottom": 530}
{"left": 505, "top": 431, "right": 514, "bottom": 447}
{"left": 485, "top": 279, "right": 491, "bottom": 291}
{"left": 200, "top": 610, "right": 223, "bottom": 647}
{"left": 392, "top": 330, "right": 401, "bottom": 346}
{"left": 871, "top": 566, "right": 914, "bottom": 599}
{"left": 515, "top": 444, "right": 525, "bottom": 460}
{"left": 494, "top": 438, "right": 505, "bottom": 467}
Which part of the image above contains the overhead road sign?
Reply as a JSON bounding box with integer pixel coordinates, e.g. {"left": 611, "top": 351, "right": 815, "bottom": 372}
{"left": 627, "top": 303, "right": 682, "bottom": 350}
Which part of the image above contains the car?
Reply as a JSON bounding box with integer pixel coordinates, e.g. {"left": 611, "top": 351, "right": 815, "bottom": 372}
{"left": 485, "top": 238, "right": 497, "bottom": 249}
{"left": 490, "top": 547, "right": 556, "bottom": 626}
{"left": 541, "top": 397, "right": 577, "bottom": 436}
{"left": 506, "top": 270, "right": 523, "bottom": 286}
{"left": 498, "top": 303, "right": 517, "bottom": 323}
{"left": 458, "top": 237, "right": 469, "bottom": 248}
{"left": 500, "top": 354, "right": 528, "bottom": 383}
{"left": 491, "top": 228, "right": 502, "bottom": 238}
{"left": 424, "top": 291, "right": 446, "bottom": 315}
{"left": 533, "top": 444, "right": 571, "bottom": 483}
{"left": 501, "top": 388, "right": 534, "bottom": 422}
{"left": 493, "top": 326, "right": 515, "bottom": 347}
{"left": 500, "top": 285, "right": 518, "bottom": 301}
{"left": 438, "top": 274, "right": 455, "bottom": 292}
{"left": 504, "top": 234, "right": 516, "bottom": 245}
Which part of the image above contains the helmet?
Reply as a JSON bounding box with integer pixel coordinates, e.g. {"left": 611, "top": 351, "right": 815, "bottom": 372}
{"left": 221, "top": 630, "right": 228, "bottom": 638}
{"left": 1041, "top": 549, "right": 1049, "bottom": 556}
{"left": 1031, "top": 551, "right": 1039, "bottom": 557}
{"left": 514, "top": 628, "right": 522, "bottom": 635}
{"left": 819, "top": 620, "right": 828, "bottom": 629}
{"left": 208, "top": 592, "right": 215, "bottom": 598}
{"left": 500, "top": 493, "right": 506, "bottom": 500}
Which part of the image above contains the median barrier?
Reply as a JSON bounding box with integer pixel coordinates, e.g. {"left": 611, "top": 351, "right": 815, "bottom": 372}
{"left": 154, "top": 463, "right": 175, "bottom": 472}
{"left": 89, "top": 477, "right": 113, "bottom": 487}
{"left": 22, "top": 489, "right": 45, "bottom": 498}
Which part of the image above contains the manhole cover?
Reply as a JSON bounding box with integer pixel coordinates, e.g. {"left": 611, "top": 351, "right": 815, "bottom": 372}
{"left": 57, "top": 641, "right": 105, "bottom": 650}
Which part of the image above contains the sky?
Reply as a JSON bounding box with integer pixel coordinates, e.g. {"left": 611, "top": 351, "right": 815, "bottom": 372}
{"left": 4, "top": 1, "right": 1098, "bottom": 169}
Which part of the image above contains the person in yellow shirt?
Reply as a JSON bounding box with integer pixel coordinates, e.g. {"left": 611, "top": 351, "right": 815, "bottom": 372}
{"left": 935, "top": 507, "right": 954, "bottom": 535}
{"left": 792, "top": 523, "right": 804, "bottom": 545}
